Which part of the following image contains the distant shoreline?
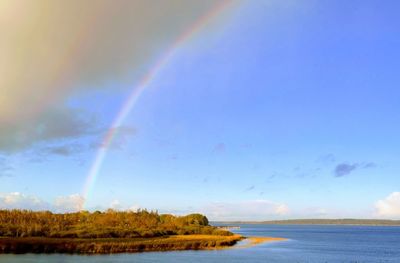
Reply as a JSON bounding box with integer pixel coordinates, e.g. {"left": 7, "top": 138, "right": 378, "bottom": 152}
{"left": 213, "top": 219, "right": 400, "bottom": 226}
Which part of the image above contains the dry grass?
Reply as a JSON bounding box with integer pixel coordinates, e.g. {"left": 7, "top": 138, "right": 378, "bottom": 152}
{"left": 0, "top": 234, "right": 243, "bottom": 254}
{"left": 0, "top": 234, "right": 289, "bottom": 254}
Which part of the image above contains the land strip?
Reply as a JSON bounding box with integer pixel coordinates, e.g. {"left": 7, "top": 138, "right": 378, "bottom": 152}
{"left": 0, "top": 234, "right": 243, "bottom": 254}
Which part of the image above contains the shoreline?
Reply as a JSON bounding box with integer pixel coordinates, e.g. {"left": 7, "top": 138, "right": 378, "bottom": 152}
{"left": 0, "top": 235, "right": 244, "bottom": 254}
{"left": 234, "top": 237, "right": 288, "bottom": 249}
{"left": 0, "top": 235, "right": 288, "bottom": 254}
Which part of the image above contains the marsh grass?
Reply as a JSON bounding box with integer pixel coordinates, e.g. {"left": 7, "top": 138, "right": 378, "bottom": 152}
{"left": 0, "top": 235, "right": 243, "bottom": 254}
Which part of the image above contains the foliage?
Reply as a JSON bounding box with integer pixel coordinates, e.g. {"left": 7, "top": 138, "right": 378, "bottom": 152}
{"left": 0, "top": 209, "right": 232, "bottom": 238}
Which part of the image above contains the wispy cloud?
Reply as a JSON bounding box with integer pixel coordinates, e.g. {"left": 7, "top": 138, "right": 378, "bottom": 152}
{"left": 90, "top": 126, "right": 137, "bottom": 152}
{"left": 333, "top": 161, "right": 376, "bottom": 177}
{"left": 240, "top": 143, "right": 252, "bottom": 149}
{"left": 22, "top": 125, "right": 136, "bottom": 162}
{"left": 244, "top": 185, "right": 255, "bottom": 192}
{"left": 317, "top": 153, "right": 336, "bottom": 164}
{"left": 0, "top": 156, "right": 14, "bottom": 177}
{"left": 40, "top": 144, "right": 85, "bottom": 157}
{"left": 361, "top": 162, "right": 377, "bottom": 169}
{"left": 334, "top": 163, "right": 358, "bottom": 177}
{"left": 292, "top": 166, "right": 320, "bottom": 179}
{"left": 213, "top": 142, "right": 226, "bottom": 153}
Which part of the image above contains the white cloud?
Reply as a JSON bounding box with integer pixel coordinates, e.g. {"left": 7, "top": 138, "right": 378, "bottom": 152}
{"left": 109, "top": 199, "right": 123, "bottom": 210}
{"left": 108, "top": 200, "right": 143, "bottom": 212}
{"left": 128, "top": 205, "right": 142, "bottom": 212}
{"left": 275, "top": 204, "right": 290, "bottom": 215}
{"left": 54, "top": 194, "right": 85, "bottom": 213}
{"left": 0, "top": 192, "right": 86, "bottom": 212}
{"left": 375, "top": 192, "right": 400, "bottom": 218}
{"left": 201, "top": 200, "right": 290, "bottom": 221}
{"left": 0, "top": 192, "right": 49, "bottom": 210}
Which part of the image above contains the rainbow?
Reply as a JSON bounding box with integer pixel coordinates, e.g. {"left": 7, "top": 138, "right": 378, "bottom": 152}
{"left": 82, "top": 0, "right": 235, "bottom": 208}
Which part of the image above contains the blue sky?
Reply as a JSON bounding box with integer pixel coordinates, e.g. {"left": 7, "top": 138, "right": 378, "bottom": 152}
{"left": 1, "top": 0, "right": 400, "bottom": 220}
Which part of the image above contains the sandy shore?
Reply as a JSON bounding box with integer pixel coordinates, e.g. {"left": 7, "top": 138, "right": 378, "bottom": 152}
{"left": 234, "top": 236, "right": 288, "bottom": 249}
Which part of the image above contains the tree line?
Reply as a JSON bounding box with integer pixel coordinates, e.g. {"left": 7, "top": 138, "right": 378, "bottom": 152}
{"left": 0, "top": 209, "right": 231, "bottom": 238}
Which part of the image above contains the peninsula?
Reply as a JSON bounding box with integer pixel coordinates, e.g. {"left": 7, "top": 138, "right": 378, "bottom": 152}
{"left": 0, "top": 209, "right": 243, "bottom": 254}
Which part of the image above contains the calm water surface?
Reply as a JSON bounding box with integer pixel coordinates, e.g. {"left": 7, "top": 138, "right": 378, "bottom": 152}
{"left": 1, "top": 224, "right": 399, "bottom": 262}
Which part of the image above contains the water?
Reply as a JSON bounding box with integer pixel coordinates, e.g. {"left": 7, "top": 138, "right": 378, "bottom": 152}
{"left": 1, "top": 224, "right": 399, "bottom": 262}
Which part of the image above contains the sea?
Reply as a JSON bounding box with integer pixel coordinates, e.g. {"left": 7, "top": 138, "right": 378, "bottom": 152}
{"left": 1, "top": 224, "right": 399, "bottom": 262}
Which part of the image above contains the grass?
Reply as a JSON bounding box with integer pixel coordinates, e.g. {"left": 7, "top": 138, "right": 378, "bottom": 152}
{"left": 0, "top": 234, "right": 244, "bottom": 254}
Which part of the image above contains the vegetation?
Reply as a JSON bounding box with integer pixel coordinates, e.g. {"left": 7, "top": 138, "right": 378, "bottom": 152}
{"left": 0, "top": 209, "right": 240, "bottom": 254}
{"left": 0, "top": 209, "right": 232, "bottom": 238}
{"left": 0, "top": 235, "right": 242, "bottom": 254}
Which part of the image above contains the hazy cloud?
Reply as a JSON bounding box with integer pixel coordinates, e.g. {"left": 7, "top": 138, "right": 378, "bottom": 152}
{"left": 0, "top": 157, "right": 14, "bottom": 177}
{"left": 0, "top": 0, "right": 227, "bottom": 152}
{"left": 244, "top": 185, "right": 255, "bottom": 192}
{"left": 20, "top": 125, "right": 136, "bottom": 162}
{"left": 213, "top": 142, "right": 226, "bottom": 153}
{"left": 41, "top": 144, "right": 85, "bottom": 157}
{"left": 300, "top": 207, "right": 330, "bottom": 218}
{"left": 91, "top": 126, "right": 137, "bottom": 150}
{"left": 240, "top": 143, "right": 252, "bottom": 149}
{"left": 168, "top": 154, "right": 178, "bottom": 161}
{"left": 293, "top": 166, "right": 320, "bottom": 178}
{"left": 317, "top": 153, "right": 336, "bottom": 164}
{"left": 375, "top": 192, "right": 400, "bottom": 218}
{"left": 202, "top": 200, "right": 289, "bottom": 221}
{"left": 361, "top": 162, "right": 377, "bottom": 169}
{"left": 103, "top": 126, "right": 137, "bottom": 150}
{"left": 267, "top": 173, "right": 278, "bottom": 180}
{"left": 0, "top": 107, "right": 97, "bottom": 152}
